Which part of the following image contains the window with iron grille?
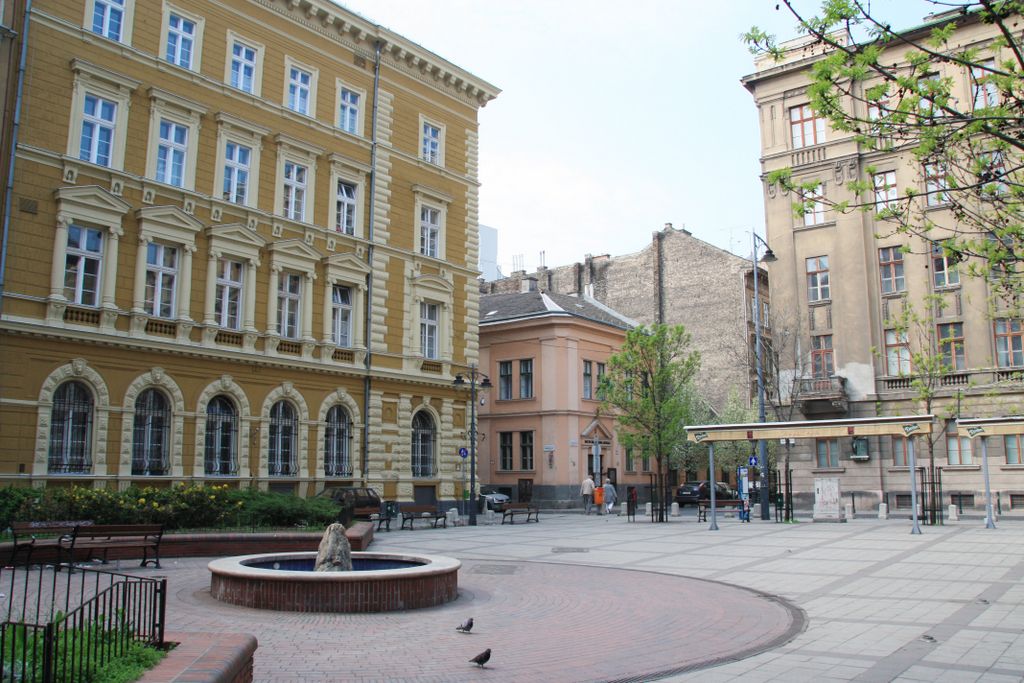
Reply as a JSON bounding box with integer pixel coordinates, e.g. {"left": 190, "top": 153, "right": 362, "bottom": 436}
{"left": 269, "top": 401, "right": 297, "bottom": 476}
{"left": 411, "top": 411, "right": 435, "bottom": 477}
{"left": 324, "top": 405, "right": 352, "bottom": 477}
{"left": 894, "top": 494, "right": 912, "bottom": 509}
{"left": 49, "top": 381, "right": 93, "bottom": 474}
{"left": 205, "top": 395, "right": 237, "bottom": 475}
{"left": 132, "top": 388, "right": 170, "bottom": 475}
{"left": 499, "top": 432, "right": 513, "bottom": 471}
{"left": 520, "top": 431, "right": 534, "bottom": 470}
{"left": 1011, "top": 493, "right": 1024, "bottom": 508}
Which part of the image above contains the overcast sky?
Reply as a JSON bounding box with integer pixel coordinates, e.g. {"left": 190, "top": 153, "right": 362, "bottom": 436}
{"left": 339, "top": 0, "right": 939, "bottom": 274}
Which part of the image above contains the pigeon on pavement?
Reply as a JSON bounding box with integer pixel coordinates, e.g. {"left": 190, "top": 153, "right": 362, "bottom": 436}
{"left": 456, "top": 617, "right": 474, "bottom": 633}
{"left": 469, "top": 648, "right": 491, "bottom": 668}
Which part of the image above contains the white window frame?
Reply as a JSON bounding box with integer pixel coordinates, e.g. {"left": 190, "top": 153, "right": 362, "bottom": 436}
{"left": 203, "top": 223, "right": 266, "bottom": 335}
{"left": 155, "top": 118, "right": 189, "bottom": 187}
{"left": 222, "top": 141, "right": 251, "bottom": 205}
{"left": 408, "top": 272, "right": 453, "bottom": 365}
{"left": 420, "top": 301, "right": 439, "bottom": 359}
{"left": 214, "top": 113, "right": 268, "bottom": 211}
{"left": 419, "top": 115, "right": 445, "bottom": 166}
{"left": 214, "top": 257, "right": 244, "bottom": 330}
{"left": 925, "top": 163, "right": 949, "bottom": 207}
{"left": 64, "top": 225, "right": 104, "bottom": 307}
{"left": 412, "top": 184, "right": 451, "bottom": 261}
{"left": 79, "top": 93, "right": 118, "bottom": 168}
{"left": 132, "top": 205, "right": 202, "bottom": 322}
{"left": 267, "top": 239, "right": 319, "bottom": 343}
{"left": 276, "top": 271, "right": 302, "bottom": 339}
{"left": 284, "top": 57, "right": 318, "bottom": 118}
{"left": 790, "top": 104, "right": 826, "bottom": 149}
{"left": 800, "top": 183, "right": 826, "bottom": 227}
{"left": 225, "top": 31, "right": 264, "bottom": 96}
{"left": 885, "top": 329, "right": 911, "bottom": 376}
{"left": 336, "top": 81, "right": 364, "bottom": 135}
{"left": 806, "top": 255, "right": 830, "bottom": 303}
{"left": 160, "top": 4, "right": 204, "bottom": 72}
{"left": 85, "top": 0, "right": 134, "bottom": 45}
{"left": 67, "top": 60, "right": 138, "bottom": 172}
{"left": 873, "top": 170, "right": 897, "bottom": 211}
{"left": 144, "top": 242, "right": 178, "bottom": 318}
{"left": 322, "top": 252, "right": 370, "bottom": 352}
{"left": 331, "top": 284, "right": 353, "bottom": 348}
{"left": 972, "top": 59, "right": 998, "bottom": 110}
{"left": 932, "top": 245, "right": 960, "bottom": 289}
{"left": 328, "top": 155, "right": 369, "bottom": 239}
{"left": 273, "top": 134, "right": 322, "bottom": 225}
{"left": 144, "top": 88, "right": 206, "bottom": 191}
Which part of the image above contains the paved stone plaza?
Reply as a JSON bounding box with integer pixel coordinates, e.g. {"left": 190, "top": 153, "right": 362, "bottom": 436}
{"left": 148, "top": 512, "right": 1024, "bottom": 682}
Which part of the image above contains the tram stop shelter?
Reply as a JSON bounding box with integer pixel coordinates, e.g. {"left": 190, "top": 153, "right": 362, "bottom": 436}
{"left": 957, "top": 416, "right": 1024, "bottom": 530}
{"left": 685, "top": 415, "right": 934, "bottom": 534}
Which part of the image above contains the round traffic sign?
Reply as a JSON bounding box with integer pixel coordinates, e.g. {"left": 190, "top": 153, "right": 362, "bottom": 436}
{"left": 459, "top": 447, "right": 469, "bottom": 458}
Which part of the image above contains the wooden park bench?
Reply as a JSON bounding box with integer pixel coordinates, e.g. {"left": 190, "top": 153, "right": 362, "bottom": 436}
{"left": 697, "top": 500, "right": 748, "bottom": 523}
{"left": 501, "top": 502, "right": 539, "bottom": 524}
{"left": 400, "top": 505, "right": 446, "bottom": 530}
{"left": 62, "top": 524, "right": 164, "bottom": 568}
{"left": 10, "top": 520, "right": 92, "bottom": 566}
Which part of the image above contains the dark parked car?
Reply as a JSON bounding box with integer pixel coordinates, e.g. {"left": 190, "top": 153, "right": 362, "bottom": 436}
{"left": 674, "top": 481, "right": 732, "bottom": 507}
{"left": 316, "top": 486, "right": 382, "bottom": 512}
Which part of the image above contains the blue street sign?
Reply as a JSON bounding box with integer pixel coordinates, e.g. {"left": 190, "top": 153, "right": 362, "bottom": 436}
{"left": 748, "top": 455, "right": 759, "bottom": 467}
{"left": 459, "top": 447, "right": 469, "bottom": 458}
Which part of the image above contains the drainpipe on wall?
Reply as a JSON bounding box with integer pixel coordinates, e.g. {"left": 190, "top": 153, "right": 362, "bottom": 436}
{"left": 0, "top": 0, "right": 31, "bottom": 317}
{"left": 361, "top": 39, "right": 382, "bottom": 487}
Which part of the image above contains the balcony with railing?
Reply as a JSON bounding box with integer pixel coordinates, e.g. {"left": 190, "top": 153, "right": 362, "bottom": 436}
{"left": 878, "top": 367, "right": 1024, "bottom": 394}
{"left": 794, "top": 376, "right": 848, "bottom": 416}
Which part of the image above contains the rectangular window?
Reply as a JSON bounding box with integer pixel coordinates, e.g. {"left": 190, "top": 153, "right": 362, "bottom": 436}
{"left": 800, "top": 184, "right": 825, "bottom": 226}
{"left": 932, "top": 245, "right": 960, "bottom": 288}
{"left": 873, "top": 171, "right": 897, "bottom": 211}
{"left": 995, "top": 319, "right": 1024, "bottom": 368}
{"left": 331, "top": 285, "right": 352, "bottom": 347}
{"left": 498, "top": 361, "right": 512, "bottom": 400}
{"left": 277, "top": 272, "right": 302, "bottom": 339}
{"left": 92, "top": 0, "right": 125, "bottom": 41}
{"left": 519, "top": 359, "right": 533, "bottom": 399}
{"left": 156, "top": 119, "right": 188, "bottom": 187}
{"left": 878, "top": 247, "right": 905, "bottom": 294}
{"left": 283, "top": 161, "right": 307, "bottom": 221}
{"left": 596, "top": 362, "right": 606, "bottom": 399}
{"left": 925, "top": 163, "right": 948, "bottom": 206}
{"left": 64, "top": 226, "right": 103, "bottom": 306}
{"left": 419, "top": 206, "right": 440, "bottom": 257}
{"left": 806, "top": 256, "right": 830, "bottom": 302}
{"left": 520, "top": 431, "right": 534, "bottom": 470}
{"left": 816, "top": 438, "right": 839, "bottom": 468}
{"left": 420, "top": 302, "right": 438, "bottom": 359}
{"left": 641, "top": 453, "right": 651, "bottom": 472}
{"left": 625, "top": 447, "right": 634, "bottom": 473}
{"left": 214, "top": 258, "right": 243, "bottom": 329}
{"left": 144, "top": 243, "right": 177, "bottom": 318}
{"left": 947, "top": 432, "right": 973, "bottom": 466}
{"left": 790, "top": 104, "right": 825, "bottom": 149}
{"left": 165, "top": 13, "right": 195, "bottom": 69}
{"left": 499, "top": 432, "right": 513, "bottom": 471}
{"left": 811, "top": 334, "right": 834, "bottom": 378}
{"left": 422, "top": 121, "right": 441, "bottom": 164}
{"left": 1005, "top": 435, "right": 1023, "bottom": 465}
{"left": 230, "top": 40, "right": 257, "bottom": 93}
{"left": 335, "top": 180, "right": 357, "bottom": 235}
{"left": 885, "top": 329, "right": 911, "bottom": 376}
{"left": 583, "top": 360, "right": 593, "bottom": 400}
{"left": 80, "top": 94, "right": 116, "bottom": 167}
{"left": 222, "top": 141, "right": 250, "bottom": 204}
{"left": 972, "top": 59, "right": 998, "bottom": 110}
{"left": 288, "top": 66, "right": 311, "bottom": 115}
{"left": 338, "top": 87, "right": 360, "bottom": 134}
{"left": 938, "top": 322, "right": 966, "bottom": 371}
{"left": 892, "top": 436, "right": 909, "bottom": 467}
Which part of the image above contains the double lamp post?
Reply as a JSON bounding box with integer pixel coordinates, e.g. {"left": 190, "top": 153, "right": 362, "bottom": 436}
{"left": 453, "top": 366, "right": 490, "bottom": 526}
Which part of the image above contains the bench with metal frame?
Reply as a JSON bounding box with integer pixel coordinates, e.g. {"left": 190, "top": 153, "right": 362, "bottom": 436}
{"left": 501, "top": 502, "right": 540, "bottom": 524}
{"left": 400, "top": 505, "right": 446, "bottom": 530}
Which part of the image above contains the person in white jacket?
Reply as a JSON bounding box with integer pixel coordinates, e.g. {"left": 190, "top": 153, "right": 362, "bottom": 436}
{"left": 580, "top": 474, "right": 596, "bottom": 514}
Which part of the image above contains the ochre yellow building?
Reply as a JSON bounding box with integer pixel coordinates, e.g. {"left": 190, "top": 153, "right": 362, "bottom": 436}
{"left": 0, "top": 0, "right": 499, "bottom": 503}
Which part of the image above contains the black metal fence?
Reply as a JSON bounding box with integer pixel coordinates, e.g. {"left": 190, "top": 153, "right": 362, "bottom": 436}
{"left": 0, "top": 564, "right": 165, "bottom": 682}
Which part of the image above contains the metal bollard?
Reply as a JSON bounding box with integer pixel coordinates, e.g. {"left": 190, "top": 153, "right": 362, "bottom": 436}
{"left": 670, "top": 502, "right": 680, "bottom": 517}
{"left": 947, "top": 504, "right": 958, "bottom": 522}
{"left": 878, "top": 502, "right": 888, "bottom": 519}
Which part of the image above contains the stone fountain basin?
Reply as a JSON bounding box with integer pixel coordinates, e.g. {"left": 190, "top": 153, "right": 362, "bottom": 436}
{"left": 208, "top": 551, "right": 461, "bottom": 613}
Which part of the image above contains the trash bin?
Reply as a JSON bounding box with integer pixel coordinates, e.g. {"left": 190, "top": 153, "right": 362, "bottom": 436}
{"left": 594, "top": 486, "right": 605, "bottom": 510}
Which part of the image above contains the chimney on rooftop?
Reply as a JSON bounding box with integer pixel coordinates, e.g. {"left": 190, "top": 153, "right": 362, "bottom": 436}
{"left": 521, "top": 276, "right": 538, "bottom": 293}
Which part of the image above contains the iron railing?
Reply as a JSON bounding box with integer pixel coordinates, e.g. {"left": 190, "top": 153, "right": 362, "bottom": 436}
{"left": 0, "top": 564, "right": 165, "bottom": 682}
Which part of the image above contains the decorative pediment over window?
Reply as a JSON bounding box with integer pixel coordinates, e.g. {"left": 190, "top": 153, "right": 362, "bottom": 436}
{"left": 54, "top": 185, "right": 131, "bottom": 230}
{"left": 206, "top": 222, "right": 266, "bottom": 264}
{"left": 323, "top": 252, "right": 371, "bottom": 282}
{"left": 269, "top": 238, "right": 320, "bottom": 276}
{"left": 581, "top": 419, "right": 613, "bottom": 441}
{"left": 135, "top": 205, "right": 203, "bottom": 246}
{"left": 411, "top": 273, "right": 453, "bottom": 299}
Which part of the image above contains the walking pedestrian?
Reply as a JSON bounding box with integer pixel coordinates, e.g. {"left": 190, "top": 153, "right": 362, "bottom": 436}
{"left": 604, "top": 478, "right": 617, "bottom": 515}
{"left": 581, "top": 473, "right": 595, "bottom": 514}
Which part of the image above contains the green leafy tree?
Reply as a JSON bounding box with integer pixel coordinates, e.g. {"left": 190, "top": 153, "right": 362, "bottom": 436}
{"left": 711, "top": 387, "right": 761, "bottom": 481}
{"left": 601, "top": 324, "right": 701, "bottom": 521}
{"left": 745, "top": 1, "right": 1023, "bottom": 305}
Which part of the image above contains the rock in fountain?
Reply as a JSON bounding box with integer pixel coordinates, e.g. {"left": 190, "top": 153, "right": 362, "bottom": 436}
{"left": 314, "top": 522, "right": 352, "bottom": 572}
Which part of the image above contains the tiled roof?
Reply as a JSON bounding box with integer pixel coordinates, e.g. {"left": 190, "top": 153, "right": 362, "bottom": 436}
{"left": 479, "top": 292, "right": 635, "bottom": 330}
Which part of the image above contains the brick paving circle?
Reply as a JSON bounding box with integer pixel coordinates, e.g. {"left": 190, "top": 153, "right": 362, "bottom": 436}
{"left": 152, "top": 555, "right": 802, "bottom": 682}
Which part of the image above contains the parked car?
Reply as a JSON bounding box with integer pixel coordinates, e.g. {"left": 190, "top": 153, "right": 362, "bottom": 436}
{"left": 478, "top": 488, "right": 510, "bottom": 512}
{"left": 316, "top": 486, "right": 382, "bottom": 512}
{"left": 674, "top": 481, "right": 732, "bottom": 507}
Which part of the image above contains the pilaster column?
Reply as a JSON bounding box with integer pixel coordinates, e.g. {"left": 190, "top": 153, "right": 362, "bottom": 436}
{"left": 132, "top": 236, "right": 151, "bottom": 313}
{"left": 204, "top": 251, "right": 218, "bottom": 325}
{"left": 301, "top": 273, "right": 315, "bottom": 341}
{"left": 243, "top": 258, "right": 258, "bottom": 332}
{"left": 50, "top": 214, "right": 71, "bottom": 298}
{"left": 323, "top": 279, "right": 334, "bottom": 342}
{"left": 177, "top": 245, "right": 195, "bottom": 321}
{"left": 266, "top": 266, "right": 280, "bottom": 336}
{"left": 101, "top": 228, "right": 122, "bottom": 309}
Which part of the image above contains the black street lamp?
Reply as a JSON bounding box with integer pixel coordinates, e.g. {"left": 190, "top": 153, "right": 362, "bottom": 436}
{"left": 453, "top": 366, "right": 491, "bottom": 526}
{"left": 751, "top": 231, "right": 776, "bottom": 521}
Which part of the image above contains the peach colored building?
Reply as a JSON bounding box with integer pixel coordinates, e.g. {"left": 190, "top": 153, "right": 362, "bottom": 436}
{"left": 477, "top": 290, "right": 647, "bottom": 507}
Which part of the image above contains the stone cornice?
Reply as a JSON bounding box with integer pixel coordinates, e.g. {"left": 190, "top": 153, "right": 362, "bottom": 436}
{"left": 268, "top": 0, "right": 501, "bottom": 108}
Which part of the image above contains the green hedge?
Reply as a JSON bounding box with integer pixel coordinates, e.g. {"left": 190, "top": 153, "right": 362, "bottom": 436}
{"left": 1, "top": 484, "right": 340, "bottom": 531}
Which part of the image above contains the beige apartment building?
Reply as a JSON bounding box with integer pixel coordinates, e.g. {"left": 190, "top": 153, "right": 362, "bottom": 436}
{"left": 743, "top": 12, "right": 1024, "bottom": 511}
{"left": 478, "top": 291, "right": 643, "bottom": 507}
{"left": 0, "top": 0, "right": 498, "bottom": 504}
